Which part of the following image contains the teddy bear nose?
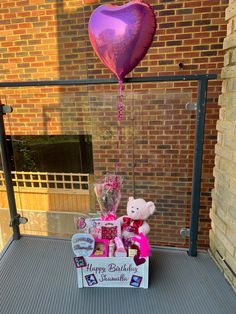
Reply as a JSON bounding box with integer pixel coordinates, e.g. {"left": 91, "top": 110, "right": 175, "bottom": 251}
{"left": 131, "top": 210, "right": 135, "bottom": 213}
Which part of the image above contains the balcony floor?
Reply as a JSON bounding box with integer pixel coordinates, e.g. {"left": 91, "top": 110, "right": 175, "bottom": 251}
{"left": 0, "top": 236, "right": 235, "bottom": 314}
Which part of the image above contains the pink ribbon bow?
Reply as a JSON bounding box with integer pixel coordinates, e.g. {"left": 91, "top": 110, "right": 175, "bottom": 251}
{"left": 100, "top": 213, "right": 117, "bottom": 221}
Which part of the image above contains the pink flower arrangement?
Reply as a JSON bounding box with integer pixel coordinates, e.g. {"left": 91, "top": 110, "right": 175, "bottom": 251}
{"left": 94, "top": 174, "right": 122, "bottom": 220}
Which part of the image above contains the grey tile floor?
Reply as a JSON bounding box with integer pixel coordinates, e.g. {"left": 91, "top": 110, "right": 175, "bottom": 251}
{"left": 0, "top": 236, "right": 235, "bottom": 314}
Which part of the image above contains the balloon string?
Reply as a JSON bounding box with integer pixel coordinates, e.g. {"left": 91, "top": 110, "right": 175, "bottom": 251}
{"left": 115, "top": 80, "right": 123, "bottom": 174}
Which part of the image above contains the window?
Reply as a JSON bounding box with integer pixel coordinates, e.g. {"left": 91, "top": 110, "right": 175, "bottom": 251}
{"left": 3, "top": 135, "right": 93, "bottom": 174}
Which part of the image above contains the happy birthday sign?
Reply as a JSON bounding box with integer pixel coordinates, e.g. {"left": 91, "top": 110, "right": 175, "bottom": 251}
{"left": 77, "top": 257, "right": 149, "bottom": 288}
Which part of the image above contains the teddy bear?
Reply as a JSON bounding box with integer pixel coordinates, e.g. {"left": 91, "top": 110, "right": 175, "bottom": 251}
{"left": 117, "top": 197, "right": 155, "bottom": 249}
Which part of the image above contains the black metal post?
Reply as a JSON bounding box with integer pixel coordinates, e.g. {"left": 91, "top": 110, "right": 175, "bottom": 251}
{"left": 0, "top": 104, "right": 21, "bottom": 240}
{"left": 188, "top": 78, "right": 208, "bottom": 256}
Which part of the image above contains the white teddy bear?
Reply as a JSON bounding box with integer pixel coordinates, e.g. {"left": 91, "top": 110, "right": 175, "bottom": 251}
{"left": 118, "top": 196, "right": 156, "bottom": 238}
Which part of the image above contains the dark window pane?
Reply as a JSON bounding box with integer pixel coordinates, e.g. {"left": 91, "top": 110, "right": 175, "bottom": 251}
{"left": 3, "top": 135, "right": 94, "bottom": 174}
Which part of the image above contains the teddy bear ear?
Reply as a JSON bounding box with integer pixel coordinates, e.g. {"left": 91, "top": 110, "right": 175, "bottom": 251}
{"left": 146, "top": 201, "right": 155, "bottom": 215}
{"left": 128, "top": 196, "right": 134, "bottom": 202}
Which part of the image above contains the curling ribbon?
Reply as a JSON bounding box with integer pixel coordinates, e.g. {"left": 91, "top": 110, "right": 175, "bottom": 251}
{"left": 115, "top": 80, "right": 124, "bottom": 174}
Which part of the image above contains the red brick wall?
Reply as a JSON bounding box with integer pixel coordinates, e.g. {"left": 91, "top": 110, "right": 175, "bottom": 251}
{"left": 0, "top": 0, "right": 228, "bottom": 248}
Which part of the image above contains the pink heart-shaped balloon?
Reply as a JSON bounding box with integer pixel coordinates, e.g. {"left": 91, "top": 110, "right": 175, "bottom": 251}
{"left": 88, "top": 0, "right": 156, "bottom": 82}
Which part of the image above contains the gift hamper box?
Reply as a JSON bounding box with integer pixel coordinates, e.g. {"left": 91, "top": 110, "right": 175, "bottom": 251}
{"left": 72, "top": 175, "right": 155, "bottom": 289}
{"left": 72, "top": 214, "right": 153, "bottom": 289}
{"left": 75, "top": 256, "right": 149, "bottom": 289}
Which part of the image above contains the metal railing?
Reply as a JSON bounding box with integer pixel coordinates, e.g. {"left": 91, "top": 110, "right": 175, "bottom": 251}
{"left": 0, "top": 74, "right": 217, "bottom": 255}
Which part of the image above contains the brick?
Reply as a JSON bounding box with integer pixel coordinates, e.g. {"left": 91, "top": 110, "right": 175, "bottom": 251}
{"left": 203, "top": 26, "right": 220, "bottom": 33}
{"left": 218, "top": 158, "right": 236, "bottom": 179}
{"left": 194, "top": 19, "right": 211, "bottom": 26}
{"left": 211, "top": 44, "right": 223, "bottom": 50}
{"left": 226, "top": 2, "right": 236, "bottom": 21}
{"left": 210, "top": 231, "right": 226, "bottom": 256}
{"left": 230, "top": 49, "right": 236, "bottom": 63}
{"left": 227, "top": 16, "right": 236, "bottom": 36}
{"left": 229, "top": 177, "right": 236, "bottom": 196}
{"left": 217, "top": 230, "right": 234, "bottom": 256}
{"left": 166, "top": 40, "right": 182, "bottom": 46}
{"left": 194, "top": 7, "right": 212, "bottom": 13}
{"left": 159, "top": 60, "right": 174, "bottom": 65}
{"left": 159, "top": 10, "right": 175, "bottom": 16}
{"left": 176, "top": 21, "right": 193, "bottom": 27}
{"left": 193, "top": 45, "right": 209, "bottom": 50}
{"left": 221, "top": 65, "right": 236, "bottom": 78}
{"left": 224, "top": 78, "right": 236, "bottom": 94}
{"left": 159, "top": 22, "right": 175, "bottom": 29}
{"left": 224, "top": 51, "right": 231, "bottom": 66}
{"left": 176, "top": 9, "right": 193, "bottom": 15}
{"left": 210, "top": 211, "right": 227, "bottom": 234}
{"left": 223, "top": 33, "right": 236, "bottom": 50}
{"left": 167, "top": 3, "right": 183, "bottom": 9}
{"left": 215, "top": 143, "right": 233, "bottom": 161}
{"left": 216, "top": 120, "right": 235, "bottom": 137}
